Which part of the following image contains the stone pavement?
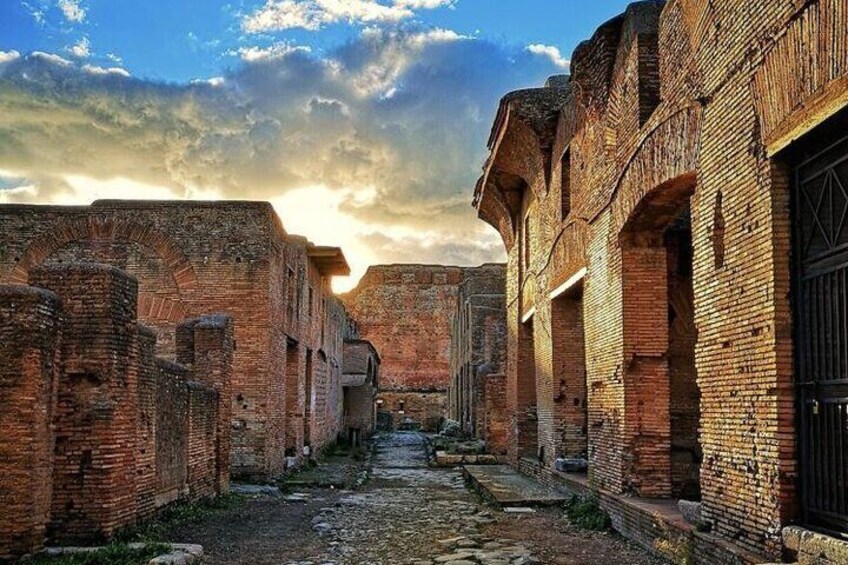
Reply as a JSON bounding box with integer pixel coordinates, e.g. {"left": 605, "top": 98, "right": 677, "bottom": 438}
{"left": 300, "top": 432, "right": 540, "bottom": 564}
{"left": 164, "top": 432, "right": 663, "bottom": 565}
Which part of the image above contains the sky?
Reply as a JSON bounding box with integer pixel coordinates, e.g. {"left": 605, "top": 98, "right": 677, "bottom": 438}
{"left": 0, "top": 0, "right": 631, "bottom": 291}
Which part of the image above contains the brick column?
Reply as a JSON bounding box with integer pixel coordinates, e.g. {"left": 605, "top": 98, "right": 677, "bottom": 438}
{"left": 177, "top": 314, "right": 234, "bottom": 494}
{"left": 135, "top": 325, "right": 158, "bottom": 519}
{"left": 621, "top": 246, "right": 672, "bottom": 497}
{"left": 0, "top": 286, "right": 62, "bottom": 559}
{"left": 30, "top": 263, "right": 140, "bottom": 541}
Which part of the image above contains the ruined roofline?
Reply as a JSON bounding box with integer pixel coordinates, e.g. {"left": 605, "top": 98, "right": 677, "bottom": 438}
{"left": 485, "top": 80, "right": 572, "bottom": 150}
{"left": 343, "top": 338, "right": 381, "bottom": 365}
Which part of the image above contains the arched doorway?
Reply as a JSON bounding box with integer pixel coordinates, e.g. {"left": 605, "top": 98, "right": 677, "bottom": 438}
{"left": 619, "top": 173, "right": 701, "bottom": 499}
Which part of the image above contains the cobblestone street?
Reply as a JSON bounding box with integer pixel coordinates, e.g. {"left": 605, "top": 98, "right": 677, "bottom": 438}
{"left": 165, "top": 432, "right": 663, "bottom": 565}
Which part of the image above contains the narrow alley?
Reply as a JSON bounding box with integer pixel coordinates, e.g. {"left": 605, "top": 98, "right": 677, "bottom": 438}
{"left": 164, "top": 433, "right": 663, "bottom": 565}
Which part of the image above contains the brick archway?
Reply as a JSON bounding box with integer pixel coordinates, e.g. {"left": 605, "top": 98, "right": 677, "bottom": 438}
{"left": 618, "top": 173, "right": 700, "bottom": 499}
{"left": 8, "top": 217, "right": 198, "bottom": 293}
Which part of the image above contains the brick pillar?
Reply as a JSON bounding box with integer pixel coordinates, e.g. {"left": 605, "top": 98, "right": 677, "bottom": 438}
{"left": 177, "top": 314, "right": 234, "bottom": 495}
{"left": 285, "top": 341, "right": 304, "bottom": 459}
{"left": 0, "top": 286, "right": 62, "bottom": 559}
{"left": 484, "top": 374, "right": 508, "bottom": 455}
{"left": 621, "top": 246, "right": 672, "bottom": 497}
{"left": 135, "top": 325, "right": 158, "bottom": 519}
{"left": 551, "top": 292, "right": 588, "bottom": 459}
{"left": 513, "top": 319, "right": 538, "bottom": 462}
{"left": 30, "top": 263, "right": 140, "bottom": 541}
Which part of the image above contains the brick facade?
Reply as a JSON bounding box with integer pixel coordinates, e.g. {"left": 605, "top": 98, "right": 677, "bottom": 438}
{"left": 474, "top": 0, "right": 848, "bottom": 559}
{"left": 447, "top": 264, "right": 507, "bottom": 451}
{"left": 342, "top": 339, "right": 380, "bottom": 446}
{"left": 0, "top": 200, "right": 352, "bottom": 479}
{"left": 0, "top": 263, "right": 234, "bottom": 559}
{"left": 342, "top": 265, "right": 467, "bottom": 431}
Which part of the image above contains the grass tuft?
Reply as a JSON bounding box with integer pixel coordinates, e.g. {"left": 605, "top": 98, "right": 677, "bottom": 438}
{"left": 564, "top": 494, "right": 612, "bottom": 531}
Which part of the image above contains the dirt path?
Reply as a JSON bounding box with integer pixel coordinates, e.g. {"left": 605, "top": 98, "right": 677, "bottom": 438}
{"left": 164, "top": 432, "right": 664, "bottom": 565}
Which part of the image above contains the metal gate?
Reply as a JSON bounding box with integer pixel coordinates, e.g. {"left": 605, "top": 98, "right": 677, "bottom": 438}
{"left": 794, "top": 131, "right": 848, "bottom": 531}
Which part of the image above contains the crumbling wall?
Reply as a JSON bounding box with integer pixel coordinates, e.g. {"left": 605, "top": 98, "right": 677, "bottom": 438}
{"left": 0, "top": 287, "right": 61, "bottom": 560}
{"left": 0, "top": 262, "right": 234, "bottom": 557}
{"left": 448, "top": 264, "right": 506, "bottom": 441}
{"left": 30, "top": 263, "right": 141, "bottom": 541}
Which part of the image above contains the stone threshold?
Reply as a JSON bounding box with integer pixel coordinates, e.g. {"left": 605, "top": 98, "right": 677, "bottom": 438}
{"left": 514, "top": 458, "right": 771, "bottom": 565}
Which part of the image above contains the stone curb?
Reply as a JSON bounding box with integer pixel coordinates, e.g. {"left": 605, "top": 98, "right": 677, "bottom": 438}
{"left": 42, "top": 543, "right": 204, "bottom": 564}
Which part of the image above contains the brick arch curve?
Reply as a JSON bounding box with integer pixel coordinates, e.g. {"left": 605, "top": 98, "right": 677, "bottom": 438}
{"left": 8, "top": 217, "right": 199, "bottom": 294}
{"left": 607, "top": 103, "right": 703, "bottom": 236}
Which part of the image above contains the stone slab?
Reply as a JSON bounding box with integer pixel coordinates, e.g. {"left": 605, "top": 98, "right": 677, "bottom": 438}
{"left": 463, "top": 465, "right": 569, "bottom": 507}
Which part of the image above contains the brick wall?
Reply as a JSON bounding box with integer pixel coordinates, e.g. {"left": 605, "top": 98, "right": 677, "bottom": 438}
{"left": 473, "top": 0, "right": 848, "bottom": 557}
{"left": 483, "top": 374, "right": 507, "bottom": 455}
{"left": 0, "top": 200, "right": 350, "bottom": 479}
{"left": 447, "top": 264, "right": 506, "bottom": 441}
{"left": 30, "top": 263, "right": 141, "bottom": 541}
{"left": 0, "top": 286, "right": 61, "bottom": 560}
{"left": 342, "top": 264, "right": 468, "bottom": 429}
{"left": 342, "top": 340, "right": 380, "bottom": 439}
{"left": 376, "top": 391, "right": 446, "bottom": 432}
{"left": 0, "top": 262, "right": 234, "bottom": 556}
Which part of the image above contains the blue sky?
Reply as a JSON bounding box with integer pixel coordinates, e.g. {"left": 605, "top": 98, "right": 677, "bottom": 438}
{"left": 0, "top": 0, "right": 631, "bottom": 289}
{"left": 1, "top": 1, "right": 629, "bottom": 82}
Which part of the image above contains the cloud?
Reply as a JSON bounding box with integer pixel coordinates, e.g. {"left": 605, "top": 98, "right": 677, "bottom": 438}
{"left": 31, "top": 51, "right": 72, "bottom": 66}
{"left": 22, "top": 2, "right": 46, "bottom": 25}
{"left": 242, "top": 0, "right": 454, "bottom": 33}
{"left": 526, "top": 43, "right": 569, "bottom": 70}
{"left": 0, "top": 30, "right": 563, "bottom": 286}
{"left": 231, "top": 42, "right": 313, "bottom": 62}
{"left": 68, "top": 37, "right": 90, "bottom": 58}
{"left": 81, "top": 64, "right": 130, "bottom": 77}
{"left": 0, "top": 51, "right": 21, "bottom": 64}
{"left": 58, "top": 0, "right": 86, "bottom": 23}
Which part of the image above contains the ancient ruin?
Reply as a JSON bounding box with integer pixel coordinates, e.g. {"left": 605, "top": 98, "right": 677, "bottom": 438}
{"left": 447, "top": 263, "right": 508, "bottom": 455}
{"left": 341, "top": 339, "right": 381, "bottom": 447}
{"left": 2, "top": 0, "right": 848, "bottom": 563}
{"left": 473, "top": 0, "right": 848, "bottom": 562}
{"left": 342, "top": 265, "right": 467, "bottom": 431}
{"left": 0, "top": 200, "right": 353, "bottom": 480}
{"left": 0, "top": 263, "right": 233, "bottom": 557}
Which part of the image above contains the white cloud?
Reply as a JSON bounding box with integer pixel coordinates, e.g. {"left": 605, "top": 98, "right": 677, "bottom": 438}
{"left": 242, "top": 0, "right": 454, "bottom": 33}
{"left": 22, "top": 2, "right": 46, "bottom": 25}
{"left": 31, "top": 51, "right": 73, "bottom": 66}
{"left": 231, "top": 42, "right": 312, "bottom": 62}
{"left": 394, "top": 0, "right": 455, "bottom": 8}
{"left": 58, "top": 0, "right": 86, "bottom": 23}
{"left": 526, "top": 43, "right": 569, "bottom": 70}
{"left": 191, "top": 76, "right": 226, "bottom": 87}
{"left": 0, "top": 51, "right": 21, "bottom": 64}
{"left": 68, "top": 37, "right": 90, "bottom": 58}
{"left": 81, "top": 64, "right": 130, "bottom": 77}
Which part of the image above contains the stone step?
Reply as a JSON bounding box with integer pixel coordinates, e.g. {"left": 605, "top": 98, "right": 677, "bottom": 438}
{"left": 463, "top": 465, "right": 569, "bottom": 508}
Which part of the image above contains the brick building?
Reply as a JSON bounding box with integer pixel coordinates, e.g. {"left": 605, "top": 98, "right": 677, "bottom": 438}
{"left": 0, "top": 263, "right": 233, "bottom": 559}
{"left": 0, "top": 200, "right": 351, "bottom": 479}
{"left": 473, "top": 0, "right": 848, "bottom": 561}
{"left": 342, "top": 339, "right": 381, "bottom": 447}
{"left": 447, "top": 264, "right": 508, "bottom": 454}
{"left": 343, "top": 264, "right": 499, "bottom": 432}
